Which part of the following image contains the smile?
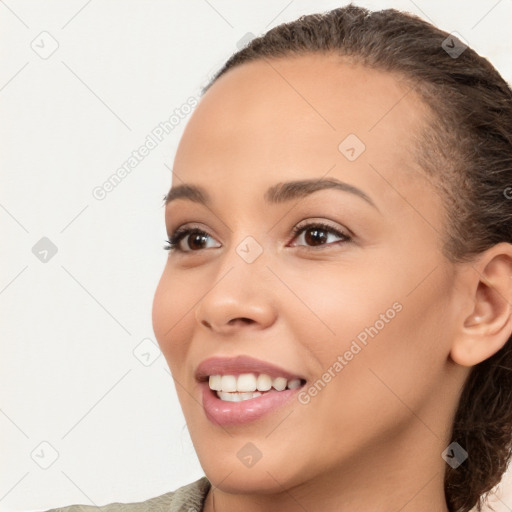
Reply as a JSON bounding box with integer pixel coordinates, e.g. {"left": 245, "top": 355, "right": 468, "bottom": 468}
{"left": 209, "top": 373, "right": 303, "bottom": 401}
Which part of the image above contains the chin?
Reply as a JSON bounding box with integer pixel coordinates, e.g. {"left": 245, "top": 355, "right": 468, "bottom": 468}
{"left": 199, "top": 455, "right": 305, "bottom": 494}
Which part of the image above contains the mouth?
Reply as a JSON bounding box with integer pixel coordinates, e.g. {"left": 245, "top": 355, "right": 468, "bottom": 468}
{"left": 208, "top": 373, "right": 305, "bottom": 402}
{"left": 195, "top": 355, "right": 307, "bottom": 425}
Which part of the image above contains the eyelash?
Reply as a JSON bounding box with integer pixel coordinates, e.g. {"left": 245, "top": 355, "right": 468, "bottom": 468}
{"left": 163, "top": 221, "right": 352, "bottom": 253}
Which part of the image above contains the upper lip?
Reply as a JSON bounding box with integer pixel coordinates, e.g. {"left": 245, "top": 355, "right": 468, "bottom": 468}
{"left": 195, "top": 355, "right": 306, "bottom": 382}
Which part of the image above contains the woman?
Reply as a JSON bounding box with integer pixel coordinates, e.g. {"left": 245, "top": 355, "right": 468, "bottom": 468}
{"left": 49, "top": 4, "right": 512, "bottom": 512}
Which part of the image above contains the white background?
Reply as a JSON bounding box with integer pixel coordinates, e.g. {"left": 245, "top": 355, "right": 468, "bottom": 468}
{"left": 1, "top": 1, "right": 511, "bottom": 511}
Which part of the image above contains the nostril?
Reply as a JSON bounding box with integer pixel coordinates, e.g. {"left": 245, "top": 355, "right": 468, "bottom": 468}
{"left": 228, "top": 317, "right": 253, "bottom": 325}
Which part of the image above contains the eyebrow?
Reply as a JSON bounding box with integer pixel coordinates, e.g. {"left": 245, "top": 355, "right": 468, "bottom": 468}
{"left": 164, "top": 177, "right": 378, "bottom": 210}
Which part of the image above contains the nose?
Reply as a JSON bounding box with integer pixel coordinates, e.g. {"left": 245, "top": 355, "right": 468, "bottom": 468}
{"left": 194, "top": 259, "right": 278, "bottom": 336}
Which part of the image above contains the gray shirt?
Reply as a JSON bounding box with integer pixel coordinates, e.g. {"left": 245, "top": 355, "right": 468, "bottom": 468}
{"left": 45, "top": 477, "right": 211, "bottom": 512}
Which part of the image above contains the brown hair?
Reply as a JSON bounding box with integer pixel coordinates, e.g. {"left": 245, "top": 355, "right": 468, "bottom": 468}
{"left": 202, "top": 4, "right": 512, "bottom": 512}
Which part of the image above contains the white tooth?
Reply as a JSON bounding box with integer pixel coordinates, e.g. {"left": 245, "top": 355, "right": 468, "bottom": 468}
{"left": 217, "top": 391, "right": 235, "bottom": 401}
{"left": 272, "top": 377, "right": 287, "bottom": 391}
{"left": 221, "top": 375, "right": 237, "bottom": 392}
{"left": 209, "top": 375, "right": 222, "bottom": 391}
{"left": 287, "top": 378, "right": 301, "bottom": 389}
{"left": 216, "top": 391, "right": 264, "bottom": 402}
{"left": 256, "top": 374, "right": 272, "bottom": 391}
{"left": 237, "top": 373, "right": 257, "bottom": 392}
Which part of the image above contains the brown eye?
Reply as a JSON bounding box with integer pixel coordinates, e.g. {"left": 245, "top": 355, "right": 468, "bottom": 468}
{"left": 304, "top": 227, "right": 329, "bottom": 246}
{"left": 164, "top": 228, "right": 221, "bottom": 253}
{"left": 291, "top": 222, "right": 351, "bottom": 248}
{"left": 186, "top": 232, "right": 210, "bottom": 250}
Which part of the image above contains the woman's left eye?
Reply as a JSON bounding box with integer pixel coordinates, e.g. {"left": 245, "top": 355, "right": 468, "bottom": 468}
{"left": 289, "top": 222, "right": 352, "bottom": 248}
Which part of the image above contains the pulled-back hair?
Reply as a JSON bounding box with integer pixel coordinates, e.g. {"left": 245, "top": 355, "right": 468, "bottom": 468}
{"left": 202, "top": 5, "right": 512, "bottom": 511}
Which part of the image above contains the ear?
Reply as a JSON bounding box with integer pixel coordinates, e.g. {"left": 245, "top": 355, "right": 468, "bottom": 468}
{"left": 450, "top": 242, "right": 512, "bottom": 367}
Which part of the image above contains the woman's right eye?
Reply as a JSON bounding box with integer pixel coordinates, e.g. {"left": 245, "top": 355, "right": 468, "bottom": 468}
{"left": 164, "top": 227, "right": 221, "bottom": 253}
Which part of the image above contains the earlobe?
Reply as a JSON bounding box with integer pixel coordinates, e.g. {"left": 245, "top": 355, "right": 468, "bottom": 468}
{"left": 450, "top": 243, "right": 512, "bottom": 367}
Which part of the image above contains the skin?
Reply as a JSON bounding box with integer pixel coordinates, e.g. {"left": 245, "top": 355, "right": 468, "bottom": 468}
{"left": 152, "top": 53, "right": 512, "bottom": 512}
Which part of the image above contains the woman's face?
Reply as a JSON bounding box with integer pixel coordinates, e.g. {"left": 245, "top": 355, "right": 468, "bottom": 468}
{"left": 152, "top": 54, "right": 465, "bottom": 494}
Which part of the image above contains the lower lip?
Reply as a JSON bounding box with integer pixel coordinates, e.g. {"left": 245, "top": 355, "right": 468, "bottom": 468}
{"left": 200, "top": 382, "right": 302, "bottom": 426}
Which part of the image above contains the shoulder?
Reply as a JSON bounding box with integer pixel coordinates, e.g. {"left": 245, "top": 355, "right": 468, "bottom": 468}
{"left": 44, "top": 477, "right": 211, "bottom": 512}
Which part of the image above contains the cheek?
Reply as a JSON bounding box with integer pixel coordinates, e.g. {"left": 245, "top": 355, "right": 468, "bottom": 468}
{"left": 152, "top": 268, "right": 194, "bottom": 366}
{"left": 332, "top": 267, "right": 455, "bottom": 420}
{"left": 284, "top": 259, "right": 400, "bottom": 347}
{"left": 296, "top": 255, "right": 452, "bottom": 403}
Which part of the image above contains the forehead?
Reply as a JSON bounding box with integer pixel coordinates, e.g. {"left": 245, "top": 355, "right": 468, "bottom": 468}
{"left": 172, "top": 53, "right": 436, "bottom": 217}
